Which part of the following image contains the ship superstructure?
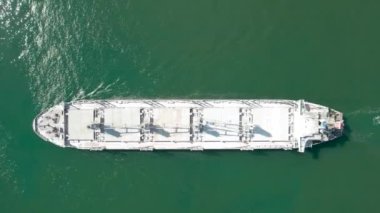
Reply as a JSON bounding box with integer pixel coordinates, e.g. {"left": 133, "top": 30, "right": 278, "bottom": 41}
{"left": 33, "top": 99, "right": 344, "bottom": 152}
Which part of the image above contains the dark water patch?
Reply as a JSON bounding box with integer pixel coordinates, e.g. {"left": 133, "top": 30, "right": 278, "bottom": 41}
{"left": 0, "top": 123, "right": 22, "bottom": 199}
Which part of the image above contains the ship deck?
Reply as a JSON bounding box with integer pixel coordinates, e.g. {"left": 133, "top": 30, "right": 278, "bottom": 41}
{"left": 65, "top": 101, "right": 293, "bottom": 144}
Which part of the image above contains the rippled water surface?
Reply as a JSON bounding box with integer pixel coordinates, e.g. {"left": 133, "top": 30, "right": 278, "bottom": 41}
{"left": 1, "top": 0, "right": 380, "bottom": 212}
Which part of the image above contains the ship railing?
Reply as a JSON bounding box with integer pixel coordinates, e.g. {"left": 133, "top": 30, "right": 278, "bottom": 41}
{"left": 263, "top": 100, "right": 297, "bottom": 107}
{"left": 192, "top": 100, "right": 214, "bottom": 108}
{"left": 240, "top": 145, "right": 255, "bottom": 151}
{"left": 143, "top": 100, "right": 165, "bottom": 108}
{"left": 139, "top": 146, "right": 154, "bottom": 151}
{"left": 241, "top": 100, "right": 262, "bottom": 107}
{"left": 190, "top": 146, "right": 204, "bottom": 151}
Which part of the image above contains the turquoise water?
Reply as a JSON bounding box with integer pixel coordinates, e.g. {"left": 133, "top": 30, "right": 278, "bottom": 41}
{"left": 1, "top": 0, "right": 380, "bottom": 212}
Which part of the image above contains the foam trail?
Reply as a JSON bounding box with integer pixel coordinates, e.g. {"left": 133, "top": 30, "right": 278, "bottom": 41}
{"left": 71, "top": 79, "right": 121, "bottom": 101}
{"left": 72, "top": 89, "right": 86, "bottom": 101}
{"left": 347, "top": 107, "right": 380, "bottom": 116}
{"left": 87, "top": 79, "right": 120, "bottom": 98}
{"left": 86, "top": 82, "right": 104, "bottom": 97}
{"left": 103, "top": 78, "right": 120, "bottom": 91}
{"left": 373, "top": 116, "right": 380, "bottom": 126}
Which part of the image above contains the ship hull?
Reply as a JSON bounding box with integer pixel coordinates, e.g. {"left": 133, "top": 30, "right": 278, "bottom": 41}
{"left": 33, "top": 99, "right": 344, "bottom": 152}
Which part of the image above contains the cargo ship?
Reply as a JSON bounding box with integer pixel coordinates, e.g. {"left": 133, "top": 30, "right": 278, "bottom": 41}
{"left": 33, "top": 99, "right": 344, "bottom": 152}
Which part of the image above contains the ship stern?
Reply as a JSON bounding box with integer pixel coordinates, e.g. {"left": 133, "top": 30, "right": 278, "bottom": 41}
{"left": 320, "top": 108, "right": 344, "bottom": 142}
{"left": 296, "top": 101, "right": 344, "bottom": 152}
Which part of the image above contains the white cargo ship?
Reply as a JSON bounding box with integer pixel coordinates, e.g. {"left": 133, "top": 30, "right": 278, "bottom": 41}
{"left": 33, "top": 99, "right": 344, "bottom": 152}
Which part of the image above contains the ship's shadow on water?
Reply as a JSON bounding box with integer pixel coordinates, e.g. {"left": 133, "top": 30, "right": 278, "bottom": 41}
{"left": 306, "top": 117, "right": 351, "bottom": 159}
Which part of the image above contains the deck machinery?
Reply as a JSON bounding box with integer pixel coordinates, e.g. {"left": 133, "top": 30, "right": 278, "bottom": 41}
{"left": 33, "top": 99, "right": 344, "bottom": 152}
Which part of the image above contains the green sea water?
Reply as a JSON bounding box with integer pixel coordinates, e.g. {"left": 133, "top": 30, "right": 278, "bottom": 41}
{"left": 1, "top": 0, "right": 380, "bottom": 212}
